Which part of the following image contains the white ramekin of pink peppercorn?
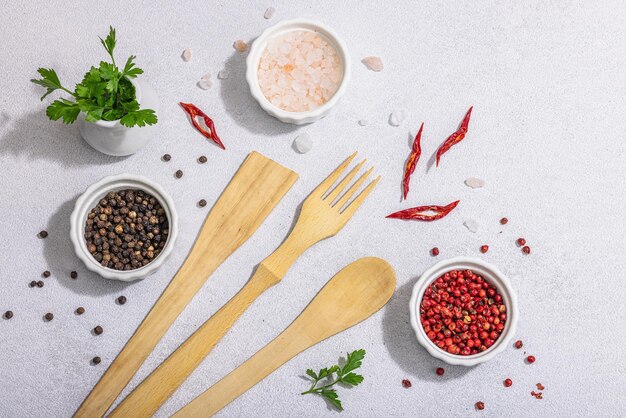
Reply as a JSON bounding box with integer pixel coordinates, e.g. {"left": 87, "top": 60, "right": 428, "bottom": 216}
{"left": 70, "top": 174, "right": 179, "bottom": 282}
{"left": 409, "top": 257, "right": 518, "bottom": 366}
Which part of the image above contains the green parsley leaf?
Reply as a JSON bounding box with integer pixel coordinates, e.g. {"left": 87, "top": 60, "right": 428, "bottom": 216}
{"left": 31, "top": 68, "right": 72, "bottom": 100}
{"left": 120, "top": 109, "right": 157, "bottom": 127}
{"left": 340, "top": 372, "right": 364, "bottom": 386}
{"left": 122, "top": 55, "right": 144, "bottom": 78}
{"left": 341, "top": 349, "right": 366, "bottom": 375}
{"left": 305, "top": 369, "right": 318, "bottom": 380}
{"left": 46, "top": 99, "right": 80, "bottom": 124}
{"left": 99, "top": 26, "right": 117, "bottom": 65}
{"left": 320, "top": 389, "right": 343, "bottom": 411}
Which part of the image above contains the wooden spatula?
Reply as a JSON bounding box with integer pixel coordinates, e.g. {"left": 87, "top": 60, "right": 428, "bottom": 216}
{"left": 109, "top": 152, "right": 380, "bottom": 418}
{"left": 74, "top": 152, "right": 298, "bottom": 418}
{"left": 173, "top": 257, "right": 395, "bottom": 417}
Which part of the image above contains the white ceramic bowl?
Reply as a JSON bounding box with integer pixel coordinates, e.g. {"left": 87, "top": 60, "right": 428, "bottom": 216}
{"left": 70, "top": 174, "right": 178, "bottom": 281}
{"left": 246, "top": 18, "right": 351, "bottom": 125}
{"left": 409, "top": 257, "right": 518, "bottom": 366}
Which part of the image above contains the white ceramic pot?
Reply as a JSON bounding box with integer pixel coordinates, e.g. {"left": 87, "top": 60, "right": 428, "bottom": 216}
{"left": 76, "top": 78, "right": 159, "bottom": 156}
{"left": 409, "top": 257, "right": 519, "bottom": 366}
{"left": 70, "top": 174, "right": 178, "bottom": 281}
{"left": 246, "top": 19, "right": 351, "bottom": 125}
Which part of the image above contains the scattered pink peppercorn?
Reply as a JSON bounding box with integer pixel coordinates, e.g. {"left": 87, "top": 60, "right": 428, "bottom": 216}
{"left": 436, "top": 367, "right": 445, "bottom": 376}
{"left": 480, "top": 245, "right": 489, "bottom": 253}
{"left": 536, "top": 383, "right": 545, "bottom": 390}
{"left": 522, "top": 246, "right": 531, "bottom": 254}
{"left": 402, "top": 379, "right": 412, "bottom": 388}
{"left": 475, "top": 401, "right": 485, "bottom": 410}
{"left": 526, "top": 355, "right": 536, "bottom": 364}
{"left": 500, "top": 217, "right": 508, "bottom": 225}
{"left": 504, "top": 378, "right": 513, "bottom": 387}
{"left": 431, "top": 247, "right": 440, "bottom": 256}
{"left": 514, "top": 340, "right": 523, "bottom": 349}
{"left": 517, "top": 238, "right": 526, "bottom": 246}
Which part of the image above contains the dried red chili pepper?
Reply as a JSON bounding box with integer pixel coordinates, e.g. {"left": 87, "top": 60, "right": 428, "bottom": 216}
{"left": 179, "top": 102, "right": 225, "bottom": 150}
{"left": 386, "top": 200, "right": 460, "bottom": 221}
{"left": 436, "top": 106, "right": 472, "bottom": 167}
{"left": 402, "top": 122, "right": 424, "bottom": 200}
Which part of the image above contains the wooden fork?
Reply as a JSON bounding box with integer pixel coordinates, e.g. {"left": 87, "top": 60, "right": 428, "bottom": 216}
{"left": 109, "top": 152, "right": 379, "bottom": 418}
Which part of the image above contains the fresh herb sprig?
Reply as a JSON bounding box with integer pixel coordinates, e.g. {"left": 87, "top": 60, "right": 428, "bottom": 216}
{"left": 31, "top": 26, "right": 157, "bottom": 128}
{"left": 301, "top": 349, "right": 366, "bottom": 411}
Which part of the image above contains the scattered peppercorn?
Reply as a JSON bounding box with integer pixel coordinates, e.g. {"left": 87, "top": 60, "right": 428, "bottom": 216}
{"left": 44, "top": 313, "right": 54, "bottom": 321}
{"left": 93, "top": 325, "right": 103, "bottom": 335}
{"left": 475, "top": 401, "right": 485, "bottom": 410}
{"left": 526, "top": 355, "right": 536, "bottom": 364}
{"left": 76, "top": 307, "right": 85, "bottom": 315}
{"left": 70, "top": 271, "right": 78, "bottom": 279}
{"left": 500, "top": 217, "right": 508, "bottom": 225}
{"left": 198, "top": 155, "right": 207, "bottom": 164}
{"left": 431, "top": 247, "right": 440, "bottom": 256}
{"left": 84, "top": 189, "right": 169, "bottom": 271}
{"left": 29, "top": 281, "right": 37, "bottom": 288}
{"left": 480, "top": 245, "right": 489, "bottom": 253}
{"left": 4, "top": 311, "right": 14, "bottom": 319}
{"left": 37, "top": 281, "right": 44, "bottom": 288}
{"left": 536, "top": 383, "right": 545, "bottom": 390}
{"left": 162, "top": 154, "right": 171, "bottom": 162}
{"left": 175, "top": 170, "right": 183, "bottom": 178}
{"left": 401, "top": 379, "right": 412, "bottom": 388}
{"left": 92, "top": 356, "right": 101, "bottom": 365}
{"left": 42, "top": 270, "right": 51, "bottom": 278}
{"left": 117, "top": 296, "right": 127, "bottom": 305}
{"left": 38, "top": 230, "right": 48, "bottom": 238}
{"left": 198, "top": 199, "right": 207, "bottom": 208}
{"left": 514, "top": 340, "right": 523, "bottom": 349}
{"left": 522, "top": 246, "right": 531, "bottom": 254}
{"left": 504, "top": 378, "right": 512, "bottom": 387}
{"left": 531, "top": 391, "right": 543, "bottom": 399}
{"left": 436, "top": 367, "right": 445, "bottom": 376}
{"left": 517, "top": 238, "right": 526, "bottom": 246}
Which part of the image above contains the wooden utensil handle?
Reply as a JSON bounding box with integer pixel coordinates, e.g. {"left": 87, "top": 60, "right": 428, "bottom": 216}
{"left": 74, "top": 257, "right": 217, "bottom": 418}
{"left": 173, "top": 327, "right": 306, "bottom": 418}
{"left": 110, "top": 233, "right": 311, "bottom": 418}
{"left": 109, "top": 265, "right": 276, "bottom": 418}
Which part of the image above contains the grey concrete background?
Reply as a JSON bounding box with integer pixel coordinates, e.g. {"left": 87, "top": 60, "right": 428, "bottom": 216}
{"left": 1, "top": 1, "right": 625, "bottom": 416}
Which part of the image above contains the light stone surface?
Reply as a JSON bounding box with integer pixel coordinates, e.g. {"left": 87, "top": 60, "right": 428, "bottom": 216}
{"left": 0, "top": 1, "right": 625, "bottom": 417}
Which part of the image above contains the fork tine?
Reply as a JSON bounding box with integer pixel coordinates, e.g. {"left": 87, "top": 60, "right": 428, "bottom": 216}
{"left": 333, "top": 166, "right": 373, "bottom": 208}
{"left": 340, "top": 176, "right": 381, "bottom": 216}
{"left": 325, "top": 159, "right": 366, "bottom": 202}
{"left": 313, "top": 152, "right": 357, "bottom": 196}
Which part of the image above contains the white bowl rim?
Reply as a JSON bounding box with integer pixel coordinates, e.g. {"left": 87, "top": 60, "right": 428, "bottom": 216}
{"left": 245, "top": 18, "right": 352, "bottom": 124}
{"left": 409, "top": 257, "right": 519, "bottom": 366}
{"left": 69, "top": 173, "right": 179, "bottom": 281}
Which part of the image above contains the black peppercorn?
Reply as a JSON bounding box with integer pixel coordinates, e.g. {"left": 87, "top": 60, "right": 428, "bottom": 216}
{"left": 76, "top": 307, "right": 85, "bottom": 315}
{"left": 4, "top": 311, "right": 13, "bottom": 319}
{"left": 38, "top": 230, "right": 48, "bottom": 238}
{"left": 37, "top": 281, "right": 44, "bottom": 288}
{"left": 93, "top": 325, "right": 103, "bottom": 335}
{"left": 162, "top": 154, "right": 171, "bottom": 162}
{"left": 198, "top": 199, "right": 207, "bottom": 207}
{"left": 175, "top": 170, "right": 183, "bottom": 179}
{"left": 42, "top": 270, "right": 51, "bottom": 278}
{"left": 117, "top": 296, "right": 127, "bottom": 305}
{"left": 92, "top": 356, "right": 101, "bottom": 365}
{"left": 70, "top": 271, "right": 78, "bottom": 279}
{"left": 198, "top": 155, "right": 207, "bottom": 164}
{"left": 29, "top": 281, "right": 37, "bottom": 288}
{"left": 44, "top": 313, "right": 54, "bottom": 321}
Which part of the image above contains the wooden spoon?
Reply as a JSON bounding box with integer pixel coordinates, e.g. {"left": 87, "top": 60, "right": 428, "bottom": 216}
{"left": 173, "top": 257, "right": 395, "bottom": 417}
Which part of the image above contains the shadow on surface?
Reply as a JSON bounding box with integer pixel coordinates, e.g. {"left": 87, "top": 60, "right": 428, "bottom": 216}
{"left": 43, "top": 195, "right": 132, "bottom": 296}
{"left": 382, "top": 277, "right": 474, "bottom": 381}
{"left": 219, "top": 49, "right": 298, "bottom": 137}
{"left": 0, "top": 109, "right": 125, "bottom": 166}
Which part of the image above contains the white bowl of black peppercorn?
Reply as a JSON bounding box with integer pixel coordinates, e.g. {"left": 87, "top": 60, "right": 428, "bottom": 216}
{"left": 70, "top": 174, "right": 179, "bottom": 281}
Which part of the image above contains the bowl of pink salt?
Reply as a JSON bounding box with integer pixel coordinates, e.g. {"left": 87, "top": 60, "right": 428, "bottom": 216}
{"left": 246, "top": 19, "right": 350, "bottom": 125}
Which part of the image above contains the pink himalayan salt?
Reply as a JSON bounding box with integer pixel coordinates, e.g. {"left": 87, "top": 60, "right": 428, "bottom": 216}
{"left": 233, "top": 40, "right": 249, "bottom": 53}
{"left": 257, "top": 30, "right": 342, "bottom": 112}
{"left": 362, "top": 56, "right": 383, "bottom": 72}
